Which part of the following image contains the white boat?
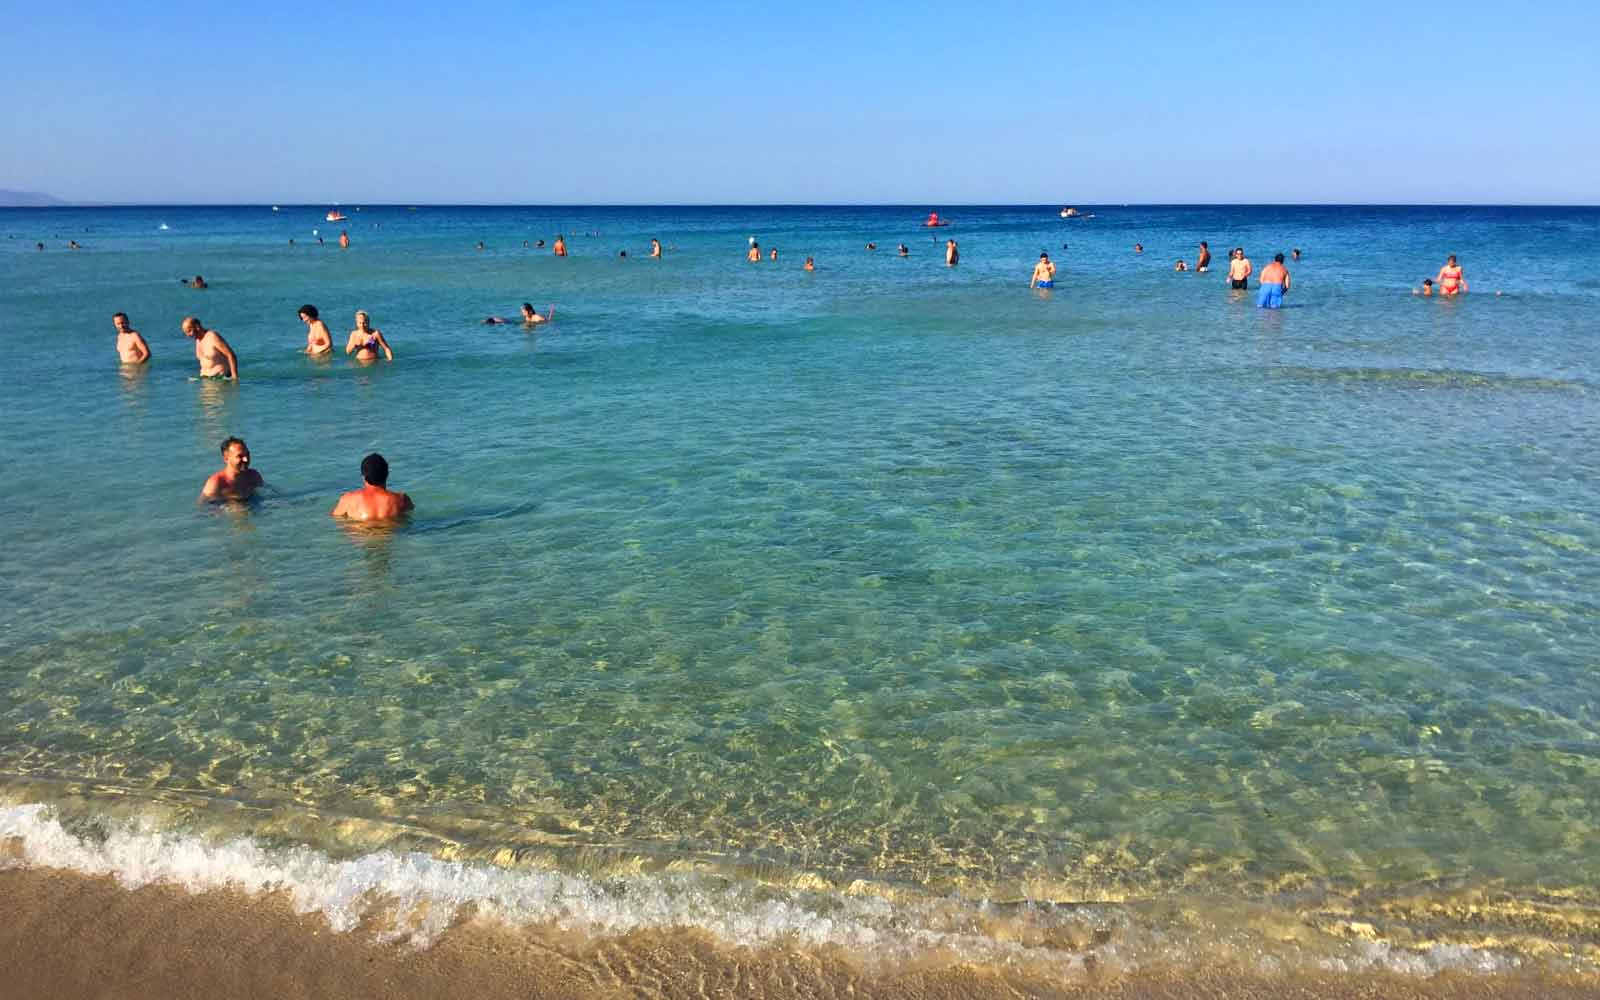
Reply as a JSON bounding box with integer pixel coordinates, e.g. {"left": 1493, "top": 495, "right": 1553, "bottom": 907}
{"left": 1059, "top": 207, "right": 1080, "bottom": 219}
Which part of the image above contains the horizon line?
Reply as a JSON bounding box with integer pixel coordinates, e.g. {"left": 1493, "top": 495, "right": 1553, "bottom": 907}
{"left": 6, "top": 201, "right": 1599, "bottom": 210}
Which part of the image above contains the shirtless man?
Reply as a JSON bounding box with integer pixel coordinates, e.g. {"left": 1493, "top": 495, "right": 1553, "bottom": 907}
{"left": 183, "top": 316, "right": 239, "bottom": 379}
{"left": 331, "top": 453, "right": 414, "bottom": 521}
{"left": 650, "top": 238, "right": 662, "bottom": 258}
{"left": 200, "top": 437, "right": 264, "bottom": 501}
{"left": 113, "top": 312, "right": 151, "bottom": 364}
{"left": 945, "top": 239, "right": 959, "bottom": 266}
{"left": 1257, "top": 254, "right": 1290, "bottom": 309}
{"left": 1227, "top": 248, "right": 1252, "bottom": 290}
{"left": 338, "top": 230, "right": 350, "bottom": 249}
{"left": 552, "top": 235, "right": 567, "bottom": 257}
{"left": 1436, "top": 255, "right": 1468, "bottom": 296}
{"left": 747, "top": 241, "right": 762, "bottom": 262}
{"left": 300, "top": 304, "right": 333, "bottom": 355}
{"left": 1030, "top": 252, "right": 1056, "bottom": 288}
{"left": 1196, "top": 241, "right": 1211, "bottom": 272}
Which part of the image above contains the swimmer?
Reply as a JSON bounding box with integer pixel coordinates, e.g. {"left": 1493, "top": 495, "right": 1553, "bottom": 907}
{"left": 1174, "top": 259, "right": 1188, "bottom": 272}
{"left": 113, "top": 312, "right": 151, "bottom": 364}
{"left": 536, "top": 239, "right": 546, "bottom": 248}
{"left": 1257, "top": 253, "right": 1290, "bottom": 309}
{"left": 747, "top": 241, "right": 762, "bottom": 262}
{"left": 331, "top": 453, "right": 414, "bottom": 521}
{"left": 946, "top": 239, "right": 959, "bottom": 266}
{"left": 300, "top": 304, "right": 333, "bottom": 356}
{"left": 317, "top": 236, "right": 324, "bottom": 245}
{"left": 345, "top": 311, "right": 394, "bottom": 361}
{"left": 1291, "top": 248, "right": 1301, "bottom": 261}
{"left": 897, "top": 244, "right": 909, "bottom": 257}
{"left": 1420, "top": 278, "right": 1435, "bottom": 297}
{"left": 553, "top": 235, "right": 567, "bottom": 257}
{"left": 1134, "top": 243, "right": 1143, "bottom": 254}
{"left": 650, "top": 238, "right": 662, "bottom": 258}
{"left": 1436, "top": 254, "right": 1467, "bottom": 296}
{"left": 36, "top": 242, "right": 44, "bottom": 251}
{"left": 181, "top": 274, "right": 207, "bottom": 289}
{"left": 865, "top": 242, "right": 877, "bottom": 251}
{"left": 68, "top": 240, "right": 81, "bottom": 250}
{"left": 1031, "top": 252, "right": 1056, "bottom": 289}
{"left": 523, "top": 240, "right": 531, "bottom": 248}
{"left": 476, "top": 241, "right": 486, "bottom": 251}
{"left": 520, "top": 302, "right": 548, "bottom": 325}
{"left": 288, "top": 238, "right": 295, "bottom": 245}
{"left": 183, "top": 316, "right": 238, "bottom": 379}
{"left": 338, "top": 230, "right": 350, "bottom": 249}
{"left": 1227, "top": 248, "right": 1252, "bottom": 290}
{"left": 201, "top": 437, "right": 264, "bottom": 501}
{"left": 1196, "top": 241, "right": 1211, "bottom": 272}
{"left": 769, "top": 248, "right": 778, "bottom": 262}
{"left": 803, "top": 256, "right": 815, "bottom": 271}
{"left": 619, "top": 249, "right": 628, "bottom": 258}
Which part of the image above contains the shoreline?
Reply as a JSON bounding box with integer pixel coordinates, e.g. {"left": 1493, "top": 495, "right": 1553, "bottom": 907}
{"left": 3, "top": 867, "right": 1597, "bottom": 1000}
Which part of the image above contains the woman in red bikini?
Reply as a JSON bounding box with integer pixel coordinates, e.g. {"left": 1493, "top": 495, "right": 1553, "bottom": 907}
{"left": 1436, "top": 255, "right": 1468, "bottom": 296}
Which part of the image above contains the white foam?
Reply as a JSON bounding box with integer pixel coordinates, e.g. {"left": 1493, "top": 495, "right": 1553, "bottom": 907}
{"left": 0, "top": 803, "right": 1533, "bottom": 976}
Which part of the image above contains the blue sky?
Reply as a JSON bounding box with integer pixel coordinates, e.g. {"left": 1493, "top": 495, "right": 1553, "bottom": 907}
{"left": 3, "top": 1, "right": 1596, "bottom": 204}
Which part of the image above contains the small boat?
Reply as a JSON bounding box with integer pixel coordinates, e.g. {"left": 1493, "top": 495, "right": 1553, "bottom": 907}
{"left": 271, "top": 205, "right": 280, "bottom": 212}
{"left": 1060, "top": 207, "right": 1080, "bottom": 219}
{"left": 326, "top": 210, "right": 347, "bottom": 222}
{"left": 924, "top": 211, "right": 948, "bottom": 228}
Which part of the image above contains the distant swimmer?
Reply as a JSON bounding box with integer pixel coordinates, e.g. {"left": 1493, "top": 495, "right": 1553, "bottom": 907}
{"left": 68, "top": 240, "right": 81, "bottom": 250}
{"left": 181, "top": 274, "right": 208, "bottom": 289}
{"left": 339, "top": 230, "right": 350, "bottom": 249}
{"left": 553, "top": 235, "right": 567, "bottom": 257}
{"left": 1134, "top": 243, "right": 1144, "bottom": 254}
{"left": 331, "top": 452, "right": 414, "bottom": 521}
{"left": 1436, "top": 254, "right": 1467, "bottom": 296}
{"left": 200, "top": 437, "right": 263, "bottom": 501}
{"left": 300, "top": 304, "right": 333, "bottom": 356}
{"left": 619, "top": 249, "right": 628, "bottom": 258}
{"left": 1174, "top": 259, "right": 1188, "bottom": 272}
{"left": 183, "top": 316, "right": 238, "bottom": 379}
{"left": 36, "top": 242, "right": 44, "bottom": 251}
{"left": 1196, "top": 241, "right": 1211, "bottom": 272}
{"left": 113, "top": 312, "right": 151, "bottom": 364}
{"left": 536, "top": 239, "right": 546, "bottom": 248}
{"left": 865, "top": 242, "right": 877, "bottom": 251}
{"left": 346, "top": 311, "right": 394, "bottom": 361}
{"left": 523, "top": 240, "right": 531, "bottom": 249}
{"left": 1227, "top": 248, "right": 1252, "bottom": 290}
{"left": 650, "top": 238, "right": 662, "bottom": 258}
{"left": 946, "top": 239, "right": 959, "bottom": 266}
{"left": 769, "top": 248, "right": 778, "bottom": 262}
{"left": 1292, "top": 248, "right": 1302, "bottom": 261}
{"left": 520, "top": 302, "right": 548, "bottom": 325}
{"left": 1419, "top": 278, "right": 1435, "bottom": 297}
{"left": 1031, "top": 252, "right": 1056, "bottom": 289}
{"left": 803, "top": 256, "right": 815, "bottom": 271}
{"left": 476, "top": 241, "right": 486, "bottom": 251}
{"left": 1257, "top": 254, "right": 1290, "bottom": 309}
{"left": 897, "top": 243, "right": 909, "bottom": 257}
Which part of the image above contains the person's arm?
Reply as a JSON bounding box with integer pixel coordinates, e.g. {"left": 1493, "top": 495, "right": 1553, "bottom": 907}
{"left": 216, "top": 336, "right": 239, "bottom": 379}
{"left": 1282, "top": 270, "right": 1291, "bottom": 291}
{"left": 377, "top": 331, "right": 394, "bottom": 361}
{"left": 131, "top": 333, "right": 151, "bottom": 363}
{"left": 200, "top": 474, "right": 221, "bottom": 501}
{"left": 345, "top": 333, "right": 357, "bottom": 356}
{"left": 330, "top": 493, "right": 350, "bottom": 518}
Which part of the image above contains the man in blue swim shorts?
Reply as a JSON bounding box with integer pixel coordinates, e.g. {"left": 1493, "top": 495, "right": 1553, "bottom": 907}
{"left": 1031, "top": 252, "right": 1056, "bottom": 289}
{"left": 1257, "top": 253, "right": 1290, "bottom": 309}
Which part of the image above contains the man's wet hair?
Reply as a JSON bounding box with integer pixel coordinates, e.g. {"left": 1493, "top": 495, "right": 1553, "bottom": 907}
{"left": 361, "top": 452, "right": 390, "bottom": 486}
{"left": 299, "top": 304, "right": 319, "bottom": 320}
{"left": 1274, "top": 253, "right": 1285, "bottom": 263}
{"left": 112, "top": 311, "right": 129, "bottom": 323}
{"left": 220, "top": 436, "right": 246, "bottom": 456}
{"left": 522, "top": 302, "right": 535, "bottom": 312}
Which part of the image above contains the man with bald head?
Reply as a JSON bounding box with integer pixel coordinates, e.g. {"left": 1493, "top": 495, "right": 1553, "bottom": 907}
{"left": 182, "top": 316, "right": 239, "bottom": 379}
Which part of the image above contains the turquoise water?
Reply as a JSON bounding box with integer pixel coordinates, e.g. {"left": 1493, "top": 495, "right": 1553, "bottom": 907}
{"left": 3, "top": 205, "right": 1599, "bottom": 971}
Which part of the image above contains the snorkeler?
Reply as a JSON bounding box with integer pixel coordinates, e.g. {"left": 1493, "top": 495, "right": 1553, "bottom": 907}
{"left": 300, "top": 304, "right": 333, "bottom": 356}
{"left": 331, "top": 453, "right": 414, "bottom": 521}
{"left": 345, "top": 311, "right": 394, "bottom": 361}
{"left": 113, "top": 312, "right": 151, "bottom": 364}
{"left": 200, "top": 437, "right": 264, "bottom": 501}
{"left": 183, "top": 316, "right": 238, "bottom": 379}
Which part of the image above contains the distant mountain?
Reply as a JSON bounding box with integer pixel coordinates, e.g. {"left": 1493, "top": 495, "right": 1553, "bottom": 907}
{"left": 0, "top": 189, "right": 67, "bottom": 207}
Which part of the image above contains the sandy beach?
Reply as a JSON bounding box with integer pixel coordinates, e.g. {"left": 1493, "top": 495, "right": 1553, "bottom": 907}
{"left": 1, "top": 867, "right": 1595, "bottom": 1000}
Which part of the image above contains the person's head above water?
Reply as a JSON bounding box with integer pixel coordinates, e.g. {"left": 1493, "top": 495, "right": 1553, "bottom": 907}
{"left": 112, "top": 311, "right": 130, "bottom": 328}
{"left": 220, "top": 436, "right": 250, "bottom": 468}
{"left": 361, "top": 452, "right": 390, "bottom": 487}
{"left": 1274, "top": 253, "right": 1285, "bottom": 263}
{"left": 299, "top": 304, "right": 319, "bottom": 321}
{"left": 521, "top": 302, "right": 536, "bottom": 316}
{"left": 182, "top": 316, "right": 204, "bottom": 337}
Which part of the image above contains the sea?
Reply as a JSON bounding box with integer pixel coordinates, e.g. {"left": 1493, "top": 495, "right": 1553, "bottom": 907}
{"left": 2, "top": 204, "right": 1598, "bottom": 985}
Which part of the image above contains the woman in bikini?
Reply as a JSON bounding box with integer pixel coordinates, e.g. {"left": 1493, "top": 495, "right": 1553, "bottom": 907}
{"left": 346, "top": 311, "right": 394, "bottom": 362}
{"left": 1436, "top": 255, "right": 1468, "bottom": 296}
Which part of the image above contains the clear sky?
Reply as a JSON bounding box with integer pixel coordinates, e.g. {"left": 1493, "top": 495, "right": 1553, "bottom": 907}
{"left": 3, "top": 1, "right": 1597, "bottom": 204}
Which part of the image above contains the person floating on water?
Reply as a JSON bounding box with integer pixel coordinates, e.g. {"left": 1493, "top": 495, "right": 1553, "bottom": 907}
{"left": 1197, "top": 241, "right": 1211, "bottom": 272}
{"left": 650, "top": 238, "right": 662, "bottom": 258}
{"left": 300, "top": 304, "right": 333, "bottom": 356}
{"left": 339, "top": 230, "right": 350, "bottom": 249}
{"left": 946, "top": 239, "right": 959, "bottom": 266}
{"left": 113, "top": 312, "right": 151, "bottom": 364}
{"left": 1257, "top": 253, "right": 1290, "bottom": 309}
{"left": 1292, "top": 248, "right": 1302, "bottom": 261}
{"left": 184, "top": 316, "right": 238, "bottom": 379}
{"left": 331, "top": 453, "right": 414, "bottom": 521}
{"left": 484, "top": 303, "right": 550, "bottom": 326}
{"left": 1436, "top": 254, "right": 1467, "bottom": 296}
{"left": 1174, "top": 259, "right": 1188, "bottom": 272}
{"left": 200, "top": 437, "right": 263, "bottom": 501}
{"left": 553, "top": 235, "right": 567, "bottom": 257}
{"left": 346, "top": 311, "right": 394, "bottom": 361}
{"left": 1031, "top": 252, "right": 1056, "bottom": 289}
{"left": 803, "top": 256, "right": 815, "bottom": 271}
{"left": 1228, "top": 248, "right": 1252, "bottom": 290}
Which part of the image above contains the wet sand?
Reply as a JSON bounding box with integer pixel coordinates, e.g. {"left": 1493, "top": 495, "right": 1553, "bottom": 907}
{"left": 2, "top": 868, "right": 1597, "bottom": 1000}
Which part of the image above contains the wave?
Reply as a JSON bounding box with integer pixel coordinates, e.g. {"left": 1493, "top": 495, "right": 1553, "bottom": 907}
{"left": 1270, "top": 365, "right": 1591, "bottom": 392}
{"left": 2, "top": 802, "right": 1580, "bottom": 981}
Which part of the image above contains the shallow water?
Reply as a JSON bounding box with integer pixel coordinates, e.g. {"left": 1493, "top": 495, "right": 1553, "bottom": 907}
{"left": 2, "top": 205, "right": 1599, "bottom": 974}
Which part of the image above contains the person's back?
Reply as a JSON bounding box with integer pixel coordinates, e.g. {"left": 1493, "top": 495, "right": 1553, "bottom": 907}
{"left": 332, "top": 453, "right": 414, "bottom": 521}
